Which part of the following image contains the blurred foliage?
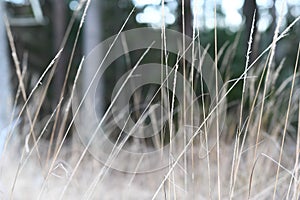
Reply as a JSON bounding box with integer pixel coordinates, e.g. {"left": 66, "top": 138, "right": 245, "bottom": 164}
{"left": 4, "top": 0, "right": 300, "bottom": 112}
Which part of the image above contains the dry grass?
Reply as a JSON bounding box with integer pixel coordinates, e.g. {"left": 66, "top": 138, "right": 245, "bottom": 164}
{"left": 1, "top": 0, "right": 300, "bottom": 199}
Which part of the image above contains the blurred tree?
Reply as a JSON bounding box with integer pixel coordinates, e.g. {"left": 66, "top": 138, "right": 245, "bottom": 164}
{"left": 0, "top": 1, "right": 12, "bottom": 154}
{"left": 243, "top": 0, "right": 258, "bottom": 64}
{"left": 52, "top": 0, "right": 68, "bottom": 103}
{"left": 178, "top": 0, "right": 192, "bottom": 37}
{"left": 83, "top": 0, "right": 104, "bottom": 116}
{"left": 101, "top": 0, "right": 137, "bottom": 109}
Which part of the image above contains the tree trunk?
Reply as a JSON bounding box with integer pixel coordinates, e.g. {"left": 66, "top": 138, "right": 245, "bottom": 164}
{"left": 50, "top": 0, "right": 67, "bottom": 151}
{"left": 0, "top": 2, "right": 12, "bottom": 154}
{"left": 52, "top": 0, "right": 67, "bottom": 103}
{"left": 243, "top": 0, "right": 259, "bottom": 64}
{"left": 83, "top": 0, "right": 104, "bottom": 116}
{"left": 178, "top": 0, "right": 192, "bottom": 37}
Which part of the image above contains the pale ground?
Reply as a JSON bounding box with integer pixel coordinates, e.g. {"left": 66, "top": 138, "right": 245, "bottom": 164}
{"left": 0, "top": 130, "right": 297, "bottom": 199}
